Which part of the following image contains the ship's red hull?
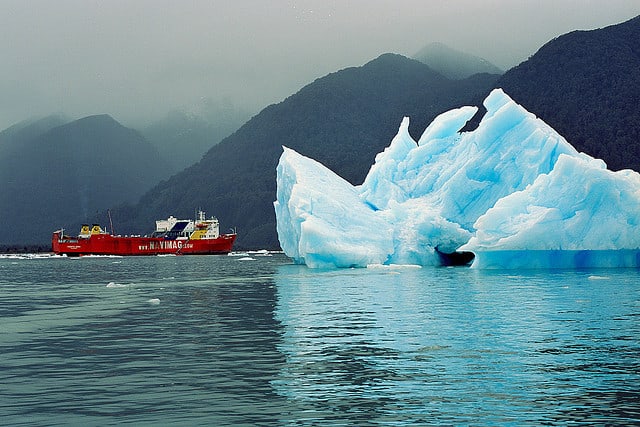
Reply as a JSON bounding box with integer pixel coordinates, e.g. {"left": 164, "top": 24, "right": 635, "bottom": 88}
{"left": 52, "top": 232, "right": 236, "bottom": 256}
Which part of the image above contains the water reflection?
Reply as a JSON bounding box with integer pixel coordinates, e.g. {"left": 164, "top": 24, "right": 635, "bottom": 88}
{"left": 273, "top": 264, "right": 640, "bottom": 425}
{"left": 2, "top": 256, "right": 639, "bottom": 425}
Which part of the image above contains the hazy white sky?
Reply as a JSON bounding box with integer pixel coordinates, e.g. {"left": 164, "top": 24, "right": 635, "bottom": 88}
{"left": 1, "top": 0, "right": 638, "bottom": 129}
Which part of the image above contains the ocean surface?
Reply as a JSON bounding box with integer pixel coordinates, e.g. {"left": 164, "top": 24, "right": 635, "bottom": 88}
{"left": 1, "top": 252, "right": 639, "bottom": 426}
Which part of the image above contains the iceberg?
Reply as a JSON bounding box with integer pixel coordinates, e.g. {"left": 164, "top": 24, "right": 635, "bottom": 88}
{"left": 275, "top": 146, "right": 394, "bottom": 268}
{"left": 274, "top": 89, "right": 640, "bottom": 269}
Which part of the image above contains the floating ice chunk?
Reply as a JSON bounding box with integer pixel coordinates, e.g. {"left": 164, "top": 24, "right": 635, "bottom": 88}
{"left": 588, "top": 275, "right": 610, "bottom": 280}
{"left": 366, "top": 263, "right": 422, "bottom": 269}
{"left": 274, "top": 88, "right": 640, "bottom": 269}
{"left": 106, "top": 282, "right": 128, "bottom": 288}
{"left": 251, "top": 249, "right": 272, "bottom": 256}
{"left": 147, "top": 298, "right": 160, "bottom": 305}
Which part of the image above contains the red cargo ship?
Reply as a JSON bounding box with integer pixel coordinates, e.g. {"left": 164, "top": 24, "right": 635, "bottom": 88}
{"left": 52, "top": 211, "right": 236, "bottom": 256}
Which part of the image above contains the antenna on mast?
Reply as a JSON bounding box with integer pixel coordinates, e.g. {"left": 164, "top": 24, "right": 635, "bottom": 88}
{"left": 108, "top": 209, "right": 115, "bottom": 235}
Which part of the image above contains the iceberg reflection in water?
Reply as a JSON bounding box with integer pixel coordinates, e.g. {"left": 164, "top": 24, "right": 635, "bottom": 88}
{"left": 273, "top": 262, "right": 640, "bottom": 425}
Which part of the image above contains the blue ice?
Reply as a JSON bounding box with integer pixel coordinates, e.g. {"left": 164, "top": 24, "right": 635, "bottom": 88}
{"left": 274, "top": 89, "right": 640, "bottom": 269}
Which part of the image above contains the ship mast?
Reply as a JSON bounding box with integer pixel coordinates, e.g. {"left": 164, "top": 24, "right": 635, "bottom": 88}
{"left": 108, "top": 209, "right": 115, "bottom": 235}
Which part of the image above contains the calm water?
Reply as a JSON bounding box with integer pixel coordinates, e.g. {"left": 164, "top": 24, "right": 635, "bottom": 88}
{"left": 0, "top": 253, "right": 639, "bottom": 426}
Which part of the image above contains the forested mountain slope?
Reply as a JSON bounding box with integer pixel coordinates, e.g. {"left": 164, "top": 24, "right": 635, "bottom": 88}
{"left": 0, "top": 115, "right": 168, "bottom": 244}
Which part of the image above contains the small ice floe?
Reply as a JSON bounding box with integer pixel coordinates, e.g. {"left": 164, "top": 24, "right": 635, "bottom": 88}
{"left": 0, "top": 253, "right": 58, "bottom": 260}
{"left": 32, "top": 253, "right": 58, "bottom": 260}
{"left": 147, "top": 298, "right": 161, "bottom": 305}
{"left": 251, "top": 249, "right": 272, "bottom": 256}
{"left": 228, "top": 251, "right": 249, "bottom": 257}
{"left": 366, "top": 263, "right": 422, "bottom": 269}
{"left": 238, "top": 257, "right": 256, "bottom": 261}
{"left": 106, "top": 281, "right": 128, "bottom": 288}
{"left": 588, "top": 275, "right": 610, "bottom": 280}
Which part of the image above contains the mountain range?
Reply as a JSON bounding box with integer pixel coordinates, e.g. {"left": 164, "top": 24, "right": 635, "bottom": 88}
{"left": 1, "top": 15, "right": 638, "bottom": 250}
{"left": 0, "top": 115, "right": 168, "bottom": 244}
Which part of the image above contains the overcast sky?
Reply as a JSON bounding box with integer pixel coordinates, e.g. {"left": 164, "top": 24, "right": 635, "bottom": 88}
{"left": 1, "top": 0, "right": 638, "bottom": 129}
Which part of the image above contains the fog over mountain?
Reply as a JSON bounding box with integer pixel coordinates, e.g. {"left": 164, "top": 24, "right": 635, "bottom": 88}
{"left": 413, "top": 42, "right": 503, "bottom": 79}
{"left": 1, "top": 1, "right": 638, "bottom": 130}
{"left": 141, "top": 98, "right": 251, "bottom": 172}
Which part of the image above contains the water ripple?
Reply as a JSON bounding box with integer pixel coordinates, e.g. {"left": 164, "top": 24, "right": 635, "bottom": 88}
{"left": 1, "top": 256, "right": 639, "bottom": 425}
